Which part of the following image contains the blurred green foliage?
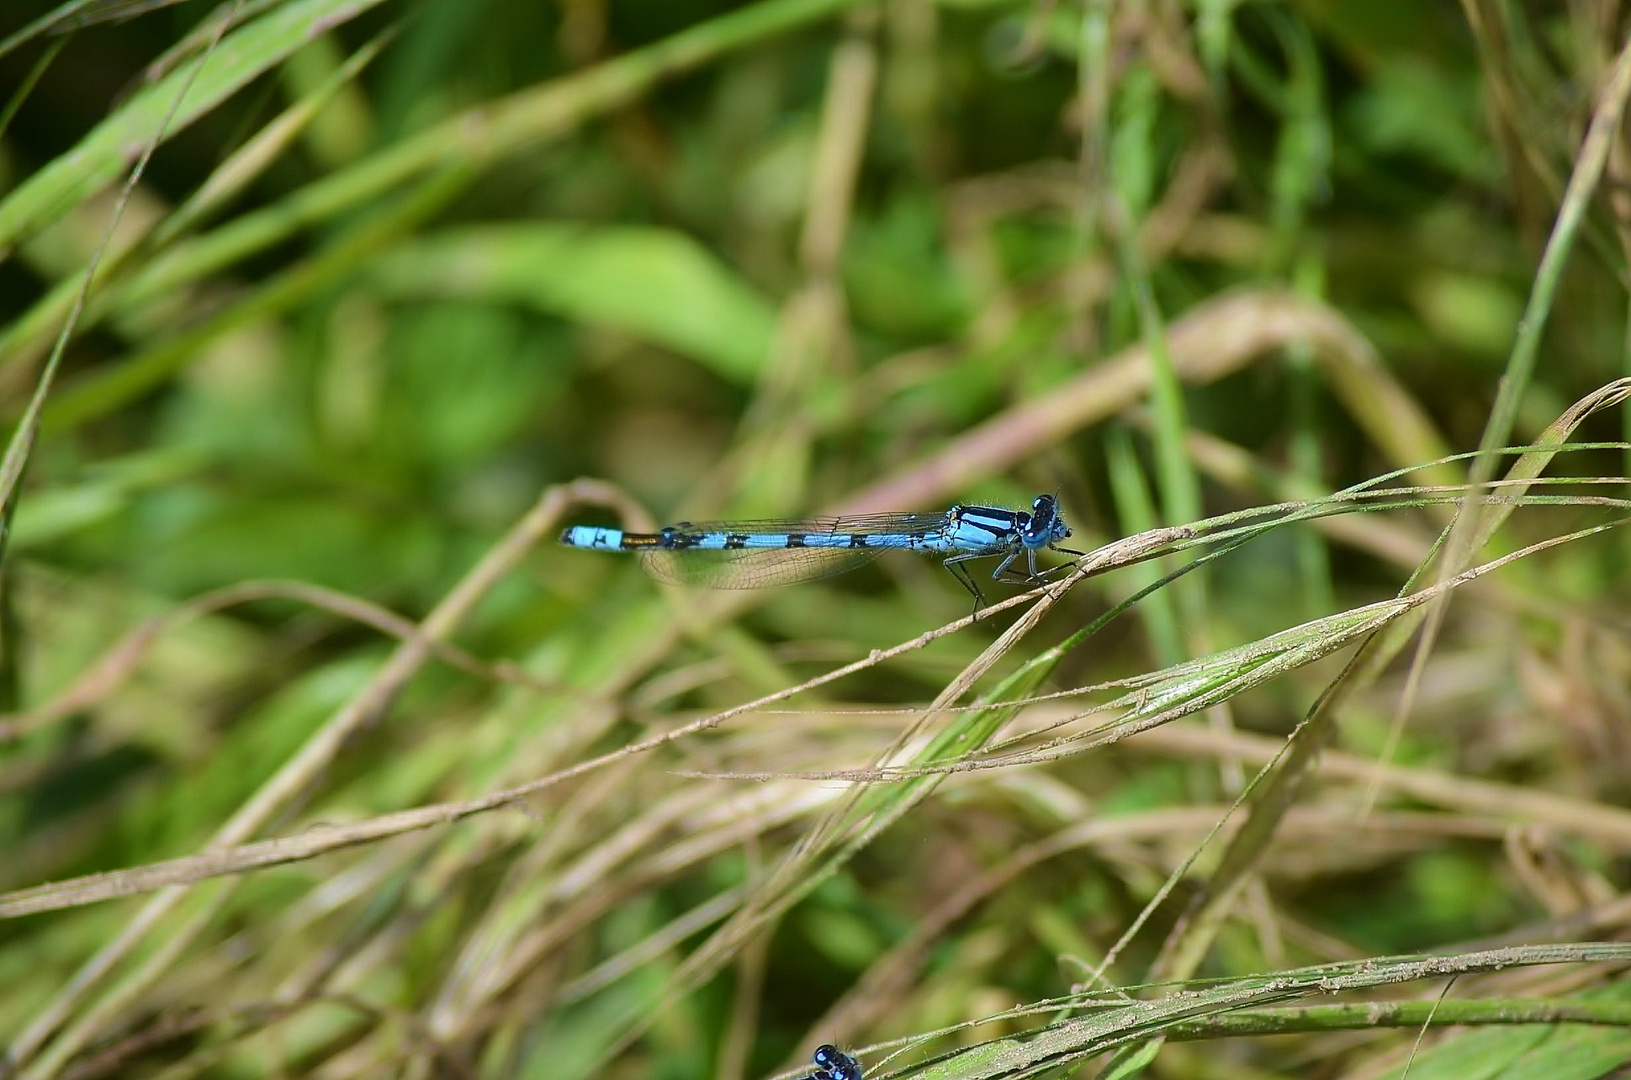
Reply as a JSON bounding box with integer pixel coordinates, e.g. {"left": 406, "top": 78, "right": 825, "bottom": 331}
{"left": 1, "top": 1, "right": 1629, "bottom": 1078}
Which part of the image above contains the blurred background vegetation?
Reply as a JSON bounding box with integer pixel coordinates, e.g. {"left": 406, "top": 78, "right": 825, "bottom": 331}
{"left": 1, "top": 0, "right": 1630, "bottom": 1077}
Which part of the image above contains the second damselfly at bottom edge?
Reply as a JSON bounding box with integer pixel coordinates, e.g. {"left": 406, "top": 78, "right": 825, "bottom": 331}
{"left": 559, "top": 493, "right": 1083, "bottom": 609}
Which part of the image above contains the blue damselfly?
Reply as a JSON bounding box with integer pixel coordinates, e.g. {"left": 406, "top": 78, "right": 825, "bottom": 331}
{"left": 560, "top": 494, "right": 1081, "bottom": 608}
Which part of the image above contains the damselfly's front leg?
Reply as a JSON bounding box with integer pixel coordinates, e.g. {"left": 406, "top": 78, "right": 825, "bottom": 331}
{"left": 990, "top": 547, "right": 1087, "bottom": 611}
{"left": 991, "top": 548, "right": 1044, "bottom": 585}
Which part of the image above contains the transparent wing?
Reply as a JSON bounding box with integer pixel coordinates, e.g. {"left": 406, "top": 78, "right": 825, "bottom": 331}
{"left": 638, "top": 546, "right": 887, "bottom": 589}
{"left": 632, "top": 510, "right": 950, "bottom": 589}
{"left": 655, "top": 511, "right": 949, "bottom": 536}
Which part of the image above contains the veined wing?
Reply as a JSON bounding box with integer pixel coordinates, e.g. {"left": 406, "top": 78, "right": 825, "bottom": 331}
{"left": 638, "top": 546, "right": 886, "bottom": 588}
{"left": 635, "top": 511, "right": 949, "bottom": 589}
{"left": 653, "top": 511, "right": 950, "bottom": 537}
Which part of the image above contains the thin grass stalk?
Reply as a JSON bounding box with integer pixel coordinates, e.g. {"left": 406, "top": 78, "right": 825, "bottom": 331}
{"left": 0, "top": 36, "right": 64, "bottom": 142}
{"left": 1120, "top": 722, "right": 1631, "bottom": 849}
{"left": 1112, "top": 191, "right": 1203, "bottom": 533}
{"left": 5, "top": 478, "right": 629, "bottom": 1075}
{"left": 4, "top": 0, "right": 874, "bottom": 411}
{"left": 40, "top": 164, "right": 468, "bottom": 432}
{"left": 0, "top": 522, "right": 1228, "bottom": 920}
{"left": 1162, "top": 998, "right": 1631, "bottom": 1038}
{"left": 846, "top": 289, "right": 1446, "bottom": 514}
{"left": 907, "top": 944, "right": 1631, "bottom": 1080}
{"left": 586, "top": 568, "right": 1084, "bottom": 1073}
{"left": 1104, "top": 428, "right": 1182, "bottom": 663}
{"left": 714, "top": 6, "right": 876, "bottom": 517}
{"left": 0, "top": 0, "right": 252, "bottom": 845}
{"left": 1070, "top": 0, "right": 1108, "bottom": 342}
{"left": 0, "top": 25, "right": 395, "bottom": 378}
{"left": 831, "top": 932, "right": 1631, "bottom": 1078}
{"left": 135, "top": 0, "right": 289, "bottom": 88}
{"left": 1145, "top": 380, "right": 1631, "bottom": 986}
{"left": 1287, "top": 257, "right": 1335, "bottom": 619}
{"left": 0, "top": 0, "right": 163, "bottom": 61}
{"left": 0, "top": 0, "right": 389, "bottom": 255}
{"left": 1361, "top": 377, "right": 1631, "bottom": 817}
{"left": 1108, "top": 171, "right": 1250, "bottom": 972}
{"left": 1373, "top": 35, "right": 1631, "bottom": 860}
{"left": 0, "top": 577, "right": 567, "bottom": 744}
{"left": 6, "top": 512, "right": 1617, "bottom": 1070}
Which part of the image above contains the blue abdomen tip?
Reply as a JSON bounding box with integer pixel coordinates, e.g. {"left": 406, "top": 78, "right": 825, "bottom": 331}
{"left": 561, "top": 526, "right": 624, "bottom": 549}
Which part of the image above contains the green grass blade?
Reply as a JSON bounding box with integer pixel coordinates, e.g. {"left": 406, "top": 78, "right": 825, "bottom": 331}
{"left": 366, "top": 225, "right": 779, "bottom": 383}
{"left": 69, "top": 0, "right": 868, "bottom": 334}
{"left": 0, "top": 0, "right": 388, "bottom": 255}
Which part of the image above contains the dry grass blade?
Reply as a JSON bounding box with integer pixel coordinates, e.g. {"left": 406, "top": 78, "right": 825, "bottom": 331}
{"left": 0, "top": 6, "right": 259, "bottom": 1068}
{"left": 7, "top": 4, "right": 1631, "bottom": 1078}
{"left": 7, "top": 0, "right": 874, "bottom": 416}
{"left": 846, "top": 290, "right": 1445, "bottom": 514}
{"left": 0, "top": 0, "right": 387, "bottom": 255}
{"left": 0, "top": 526, "right": 1203, "bottom": 924}
{"left": 0, "top": 577, "right": 561, "bottom": 744}
{"left": 0, "top": 529, "right": 1166, "bottom": 923}
{"left": 1122, "top": 722, "right": 1631, "bottom": 850}
{"left": 905, "top": 945, "right": 1631, "bottom": 1079}
{"left": 1382, "top": 26, "right": 1631, "bottom": 798}
{"left": 3, "top": 478, "right": 629, "bottom": 1074}
{"left": 0, "top": 23, "right": 394, "bottom": 376}
{"left": 1144, "top": 382, "right": 1631, "bottom": 987}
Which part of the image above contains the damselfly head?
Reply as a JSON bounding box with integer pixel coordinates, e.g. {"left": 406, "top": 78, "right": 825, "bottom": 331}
{"left": 1023, "top": 494, "right": 1071, "bottom": 547}
{"left": 811, "top": 1043, "right": 863, "bottom": 1080}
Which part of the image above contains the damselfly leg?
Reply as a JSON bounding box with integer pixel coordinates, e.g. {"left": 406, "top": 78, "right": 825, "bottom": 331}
{"left": 941, "top": 552, "right": 989, "bottom": 612}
